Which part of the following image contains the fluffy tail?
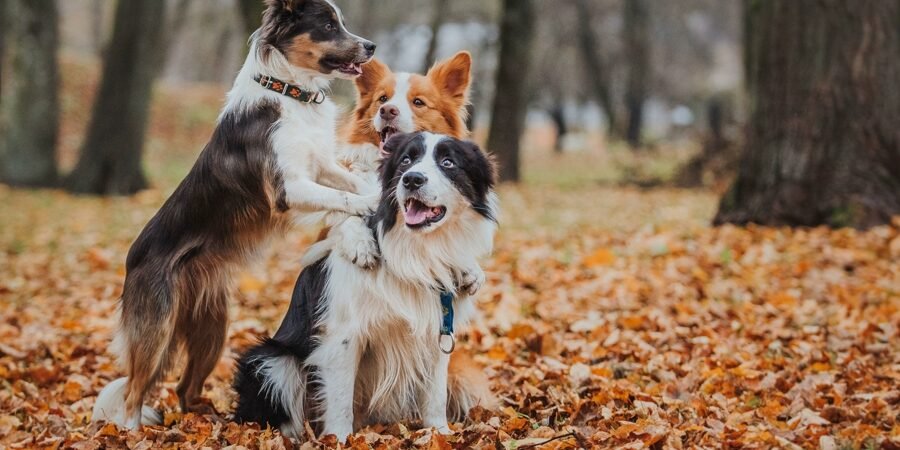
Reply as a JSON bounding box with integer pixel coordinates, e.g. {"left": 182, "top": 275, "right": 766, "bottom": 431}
{"left": 447, "top": 350, "right": 496, "bottom": 421}
{"left": 233, "top": 339, "right": 309, "bottom": 439}
{"left": 91, "top": 377, "right": 162, "bottom": 427}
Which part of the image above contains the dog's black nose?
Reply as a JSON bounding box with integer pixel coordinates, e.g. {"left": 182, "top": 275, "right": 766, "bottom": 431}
{"left": 402, "top": 172, "right": 427, "bottom": 190}
{"left": 363, "top": 41, "right": 376, "bottom": 57}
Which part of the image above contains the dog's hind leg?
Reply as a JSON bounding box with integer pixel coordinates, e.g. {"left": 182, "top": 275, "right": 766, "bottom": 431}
{"left": 119, "top": 286, "right": 176, "bottom": 428}
{"left": 175, "top": 285, "right": 228, "bottom": 414}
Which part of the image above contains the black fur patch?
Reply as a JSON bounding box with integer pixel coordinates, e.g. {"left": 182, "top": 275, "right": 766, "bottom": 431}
{"left": 433, "top": 139, "right": 496, "bottom": 221}
{"left": 232, "top": 258, "right": 329, "bottom": 429}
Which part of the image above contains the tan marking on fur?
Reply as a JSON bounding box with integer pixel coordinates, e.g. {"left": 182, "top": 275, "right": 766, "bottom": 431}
{"left": 283, "top": 34, "right": 340, "bottom": 73}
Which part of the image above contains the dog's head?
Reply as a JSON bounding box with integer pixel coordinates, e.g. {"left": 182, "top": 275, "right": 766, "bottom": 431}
{"left": 258, "top": 0, "right": 375, "bottom": 79}
{"left": 349, "top": 52, "right": 472, "bottom": 153}
{"left": 377, "top": 132, "right": 495, "bottom": 234}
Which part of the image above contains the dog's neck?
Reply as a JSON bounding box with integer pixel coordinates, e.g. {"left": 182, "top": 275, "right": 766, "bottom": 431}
{"left": 223, "top": 40, "right": 333, "bottom": 115}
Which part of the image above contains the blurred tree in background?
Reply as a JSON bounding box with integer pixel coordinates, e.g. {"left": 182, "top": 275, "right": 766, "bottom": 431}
{"left": 66, "top": 0, "right": 166, "bottom": 195}
{"left": 487, "top": 0, "right": 536, "bottom": 182}
{"left": 716, "top": 0, "right": 900, "bottom": 228}
{"left": 237, "top": 0, "right": 266, "bottom": 39}
{"left": 0, "top": 0, "right": 59, "bottom": 188}
{"left": 623, "top": 0, "right": 649, "bottom": 148}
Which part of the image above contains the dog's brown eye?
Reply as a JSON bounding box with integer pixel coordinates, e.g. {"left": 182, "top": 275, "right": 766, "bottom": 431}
{"left": 378, "top": 95, "right": 389, "bottom": 103}
{"left": 413, "top": 98, "right": 426, "bottom": 107}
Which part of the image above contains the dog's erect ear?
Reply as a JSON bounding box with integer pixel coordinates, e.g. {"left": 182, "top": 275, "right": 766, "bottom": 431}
{"left": 356, "top": 59, "right": 391, "bottom": 97}
{"left": 427, "top": 51, "right": 472, "bottom": 103}
{"left": 265, "top": 0, "right": 306, "bottom": 13}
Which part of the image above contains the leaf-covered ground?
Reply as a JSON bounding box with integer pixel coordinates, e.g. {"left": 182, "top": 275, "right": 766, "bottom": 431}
{"left": 2, "top": 182, "right": 898, "bottom": 449}
{"left": 1, "top": 62, "right": 898, "bottom": 449}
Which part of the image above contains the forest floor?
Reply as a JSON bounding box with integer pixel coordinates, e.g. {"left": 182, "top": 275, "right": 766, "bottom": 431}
{"left": 0, "top": 60, "right": 898, "bottom": 449}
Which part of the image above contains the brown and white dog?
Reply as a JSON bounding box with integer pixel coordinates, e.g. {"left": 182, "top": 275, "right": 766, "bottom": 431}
{"left": 232, "top": 54, "right": 496, "bottom": 439}
{"left": 92, "top": 0, "right": 379, "bottom": 429}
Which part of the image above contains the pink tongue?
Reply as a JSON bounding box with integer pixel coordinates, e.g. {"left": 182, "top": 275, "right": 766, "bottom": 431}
{"left": 404, "top": 204, "right": 429, "bottom": 225}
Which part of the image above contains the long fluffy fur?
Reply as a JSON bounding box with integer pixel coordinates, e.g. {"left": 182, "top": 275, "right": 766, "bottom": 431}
{"left": 234, "top": 133, "right": 497, "bottom": 439}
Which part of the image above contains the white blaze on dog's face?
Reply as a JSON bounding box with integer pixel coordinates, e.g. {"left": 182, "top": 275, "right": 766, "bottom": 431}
{"left": 377, "top": 133, "right": 495, "bottom": 234}
{"left": 348, "top": 52, "right": 473, "bottom": 153}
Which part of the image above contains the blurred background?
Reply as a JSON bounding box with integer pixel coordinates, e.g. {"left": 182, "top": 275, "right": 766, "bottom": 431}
{"left": 0, "top": 0, "right": 896, "bottom": 229}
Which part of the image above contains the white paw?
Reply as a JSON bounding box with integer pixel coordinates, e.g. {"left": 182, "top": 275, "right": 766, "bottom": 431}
{"left": 337, "top": 232, "right": 380, "bottom": 269}
{"left": 347, "top": 193, "right": 380, "bottom": 216}
{"left": 457, "top": 266, "right": 485, "bottom": 297}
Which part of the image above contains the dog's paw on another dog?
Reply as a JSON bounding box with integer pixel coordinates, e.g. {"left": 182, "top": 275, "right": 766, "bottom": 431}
{"left": 456, "top": 266, "right": 485, "bottom": 297}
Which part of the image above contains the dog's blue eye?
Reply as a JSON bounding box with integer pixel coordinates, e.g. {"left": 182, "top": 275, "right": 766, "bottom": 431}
{"left": 325, "top": 23, "right": 335, "bottom": 32}
{"left": 400, "top": 157, "right": 411, "bottom": 166}
{"left": 440, "top": 158, "right": 454, "bottom": 168}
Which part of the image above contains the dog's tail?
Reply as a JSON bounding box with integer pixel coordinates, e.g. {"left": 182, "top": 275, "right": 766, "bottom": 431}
{"left": 447, "top": 350, "right": 496, "bottom": 421}
{"left": 233, "top": 338, "right": 309, "bottom": 439}
{"left": 91, "top": 377, "right": 163, "bottom": 427}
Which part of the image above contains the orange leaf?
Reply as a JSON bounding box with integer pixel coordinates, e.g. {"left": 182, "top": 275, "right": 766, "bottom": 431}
{"left": 583, "top": 248, "right": 616, "bottom": 267}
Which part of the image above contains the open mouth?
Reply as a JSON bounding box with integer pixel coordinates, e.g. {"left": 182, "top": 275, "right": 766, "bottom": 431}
{"left": 337, "top": 62, "right": 363, "bottom": 76}
{"left": 378, "top": 126, "right": 399, "bottom": 156}
{"left": 404, "top": 198, "right": 446, "bottom": 228}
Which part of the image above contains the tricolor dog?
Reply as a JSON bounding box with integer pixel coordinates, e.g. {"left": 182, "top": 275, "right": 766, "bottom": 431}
{"left": 92, "top": 0, "right": 378, "bottom": 429}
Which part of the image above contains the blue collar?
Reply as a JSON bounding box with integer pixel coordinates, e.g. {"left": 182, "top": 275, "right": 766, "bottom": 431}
{"left": 439, "top": 291, "right": 455, "bottom": 354}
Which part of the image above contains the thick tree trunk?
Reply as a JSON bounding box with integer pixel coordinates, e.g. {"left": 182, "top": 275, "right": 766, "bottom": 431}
{"left": 65, "top": 0, "right": 166, "bottom": 195}
{"left": 0, "top": 0, "right": 59, "bottom": 187}
{"left": 574, "top": 0, "right": 619, "bottom": 139}
{"left": 487, "top": 0, "right": 536, "bottom": 182}
{"left": 0, "top": 0, "right": 6, "bottom": 100}
{"left": 237, "top": 0, "right": 267, "bottom": 38}
{"left": 623, "top": 0, "right": 649, "bottom": 148}
{"left": 715, "top": 0, "right": 900, "bottom": 228}
{"left": 423, "top": 0, "right": 450, "bottom": 71}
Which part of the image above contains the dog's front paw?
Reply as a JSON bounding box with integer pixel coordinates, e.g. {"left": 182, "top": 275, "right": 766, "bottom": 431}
{"left": 347, "top": 193, "right": 380, "bottom": 216}
{"left": 338, "top": 233, "right": 380, "bottom": 269}
{"left": 456, "top": 266, "right": 485, "bottom": 297}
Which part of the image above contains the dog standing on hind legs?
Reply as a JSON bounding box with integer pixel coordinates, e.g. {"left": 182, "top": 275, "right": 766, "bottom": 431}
{"left": 91, "top": 0, "right": 378, "bottom": 429}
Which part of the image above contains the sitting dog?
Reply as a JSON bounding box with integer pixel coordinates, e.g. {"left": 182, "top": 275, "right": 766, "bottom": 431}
{"left": 92, "top": 0, "right": 378, "bottom": 429}
{"left": 233, "top": 132, "right": 498, "bottom": 440}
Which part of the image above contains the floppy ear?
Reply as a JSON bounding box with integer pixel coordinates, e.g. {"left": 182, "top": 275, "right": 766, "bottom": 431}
{"left": 427, "top": 51, "right": 472, "bottom": 103}
{"left": 356, "top": 59, "right": 391, "bottom": 97}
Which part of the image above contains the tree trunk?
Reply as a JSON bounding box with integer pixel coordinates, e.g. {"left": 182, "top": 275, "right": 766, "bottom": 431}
{"left": 423, "top": 0, "right": 450, "bottom": 71}
{"left": 0, "top": 0, "right": 59, "bottom": 187}
{"left": 574, "top": 0, "right": 619, "bottom": 139}
{"left": 0, "top": 0, "right": 7, "bottom": 100}
{"left": 487, "top": 0, "right": 536, "bottom": 183}
{"left": 623, "top": 0, "right": 649, "bottom": 148}
{"left": 237, "top": 0, "right": 267, "bottom": 38}
{"left": 715, "top": 0, "right": 900, "bottom": 229}
{"left": 65, "top": 0, "right": 166, "bottom": 195}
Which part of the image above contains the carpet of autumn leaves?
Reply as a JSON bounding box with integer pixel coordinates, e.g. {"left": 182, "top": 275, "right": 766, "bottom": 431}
{"left": 1, "top": 61, "right": 899, "bottom": 449}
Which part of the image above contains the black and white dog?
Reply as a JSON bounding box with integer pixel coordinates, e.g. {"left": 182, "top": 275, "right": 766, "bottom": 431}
{"left": 233, "top": 132, "right": 497, "bottom": 440}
